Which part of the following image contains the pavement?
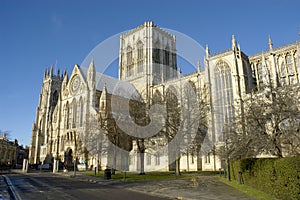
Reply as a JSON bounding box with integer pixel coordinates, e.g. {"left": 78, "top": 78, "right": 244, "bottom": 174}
{"left": 53, "top": 171, "right": 255, "bottom": 200}
{"left": 2, "top": 170, "right": 255, "bottom": 200}
{"left": 0, "top": 175, "right": 11, "bottom": 200}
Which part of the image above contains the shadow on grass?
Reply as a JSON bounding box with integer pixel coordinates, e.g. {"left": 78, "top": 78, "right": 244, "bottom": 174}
{"left": 83, "top": 170, "right": 219, "bottom": 181}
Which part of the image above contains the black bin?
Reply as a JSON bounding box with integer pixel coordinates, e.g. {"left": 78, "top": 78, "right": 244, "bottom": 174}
{"left": 104, "top": 168, "right": 111, "bottom": 180}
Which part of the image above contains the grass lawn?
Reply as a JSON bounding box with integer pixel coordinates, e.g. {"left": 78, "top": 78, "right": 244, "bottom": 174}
{"left": 218, "top": 177, "right": 276, "bottom": 200}
{"left": 83, "top": 170, "right": 219, "bottom": 181}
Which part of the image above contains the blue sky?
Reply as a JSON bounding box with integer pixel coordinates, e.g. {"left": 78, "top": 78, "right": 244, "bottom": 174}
{"left": 0, "top": 0, "right": 299, "bottom": 146}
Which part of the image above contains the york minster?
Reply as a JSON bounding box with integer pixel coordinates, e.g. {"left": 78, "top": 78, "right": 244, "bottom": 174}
{"left": 29, "top": 22, "right": 300, "bottom": 172}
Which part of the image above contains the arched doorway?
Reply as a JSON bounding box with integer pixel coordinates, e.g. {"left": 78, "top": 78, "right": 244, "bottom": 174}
{"left": 64, "top": 148, "right": 73, "bottom": 169}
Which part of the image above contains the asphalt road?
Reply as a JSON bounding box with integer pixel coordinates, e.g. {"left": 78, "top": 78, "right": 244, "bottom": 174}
{"left": 5, "top": 173, "right": 170, "bottom": 200}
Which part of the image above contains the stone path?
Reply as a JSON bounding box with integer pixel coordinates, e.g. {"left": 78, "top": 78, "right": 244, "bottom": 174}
{"left": 123, "top": 176, "right": 255, "bottom": 200}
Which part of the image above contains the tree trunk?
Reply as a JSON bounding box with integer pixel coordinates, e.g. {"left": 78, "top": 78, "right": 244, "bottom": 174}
{"left": 175, "top": 157, "right": 181, "bottom": 176}
{"left": 186, "top": 150, "right": 189, "bottom": 172}
{"left": 137, "top": 139, "right": 145, "bottom": 175}
{"left": 139, "top": 153, "right": 145, "bottom": 175}
{"left": 197, "top": 146, "right": 202, "bottom": 171}
{"left": 227, "top": 158, "right": 231, "bottom": 181}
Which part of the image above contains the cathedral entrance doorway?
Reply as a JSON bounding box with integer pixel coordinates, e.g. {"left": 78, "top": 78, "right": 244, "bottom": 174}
{"left": 64, "top": 148, "right": 73, "bottom": 170}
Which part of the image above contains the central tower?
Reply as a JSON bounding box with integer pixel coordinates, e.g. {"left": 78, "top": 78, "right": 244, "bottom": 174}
{"left": 119, "top": 22, "right": 177, "bottom": 94}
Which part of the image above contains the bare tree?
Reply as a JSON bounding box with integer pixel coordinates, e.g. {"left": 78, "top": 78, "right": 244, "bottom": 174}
{"left": 78, "top": 113, "right": 105, "bottom": 171}
{"left": 220, "top": 85, "right": 300, "bottom": 160}
{"left": 164, "top": 82, "right": 209, "bottom": 175}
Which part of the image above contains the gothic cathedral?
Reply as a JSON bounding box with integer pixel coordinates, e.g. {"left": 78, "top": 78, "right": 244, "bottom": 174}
{"left": 29, "top": 22, "right": 300, "bottom": 172}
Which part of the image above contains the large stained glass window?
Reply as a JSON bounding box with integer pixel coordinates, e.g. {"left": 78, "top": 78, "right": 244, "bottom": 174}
{"left": 214, "top": 60, "right": 234, "bottom": 141}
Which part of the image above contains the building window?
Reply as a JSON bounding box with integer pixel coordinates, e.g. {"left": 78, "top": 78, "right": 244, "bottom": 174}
{"left": 129, "top": 155, "right": 134, "bottom": 165}
{"left": 80, "top": 101, "right": 84, "bottom": 127}
{"left": 137, "top": 61, "right": 143, "bottom": 74}
{"left": 214, "top": 60, "right": 234, "bottom": 141}
{"left": 296, "top": 51, "right": 300, "bottom": 79}
{"left": 205, "top": 153, "right": 210, "bottom": 164}
{"left": 286, "top": 54, "right": 295, "bottom": 85}
{"left": 163, "top": 49, "right": 170, "bottom": 66}
{"left": 127, "top": 65, "right": 134, "bottom": 77}
{"left": 280, "top": 61, "right": 287, "bottom": 85}
{"left": 191, "top": 153, "right": 194, "bottom": 164}
{"left": 137, "top": 41, "right": 143, "bottom": 60}
{"left": 146, "top": 154, "right": 151, "bottom": 165}
{"left": 155, "top": 153, "right": 160, "bottom": 165}
{"left": 153, "top": 41, "right": 161, "bottom": 64}
{"left": 65, "top": 103, "right": 70, "bottom": 129}
{"left": 287, "top": 54, "right": 293, "bottom": 75}
{"left": 127, "top": 47, "right": 133, "bottom": 65}
{"left": 257, "top": 62, "right": 263, "bottom": 85}
{"left": 72, "top": 101, "right": 77, "bottom": 128}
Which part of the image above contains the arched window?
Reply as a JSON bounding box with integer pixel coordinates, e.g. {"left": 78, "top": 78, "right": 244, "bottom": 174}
{"left": 72, "top": 100, "right": 77, "bottom": 128}
{"left": 137, "top": 41, "right": 143, "bottom": 60}
{"left": 286, "top": 54, "right": 295, "bottom": 84}
{"left": 214, "top": 60, "right": 233, "bottom": 141}
{"left": 79, "top": 100, "right": 84, "bottom": 127}
{"left": 65, "top": 102, "right": 70, "bottom": 129}
{"left": 127, "top": 46, "right": 133, "bottom": 65}
{"left": 153, "top": 41, "right": 161, "bottom": 77}
{"left": 52, "top": 90, "right": 58, "bottom": 107}
{"left": 126, "top": 46, "right": 133, "bottom": 77}
{"left": 153, "top": 41, "right": 161, "bottom": 64}
{"left": 280, "top": 60, "right": 287, "bottom": 85}
{"left": 163, "top": 45, "right": 170, "bottom": 67}
{"left": 257, "top": 62, "right": 263, "bottom": 84}
{"left": 296, "top": 51, "right": 300, "bottom": 79}
{"left": 137, "top": 41, "right": 144, "bottom": 73}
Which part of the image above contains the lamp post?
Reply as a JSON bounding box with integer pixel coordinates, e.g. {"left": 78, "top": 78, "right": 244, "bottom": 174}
{"left": 73, "top": 132, "right": 77, "bottom": 177}
{"left": 73, "top": 158, "right": 76, "bottom": 176}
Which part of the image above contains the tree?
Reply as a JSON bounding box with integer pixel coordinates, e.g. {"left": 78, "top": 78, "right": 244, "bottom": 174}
{"left": 164, "top": 81, "right": 209, "bottom": 175}
{"left": 220, "top": 85, "right": 300, "bottom": 160}
{"left": 78, "top": 113, "right": 104, "bottom": 170}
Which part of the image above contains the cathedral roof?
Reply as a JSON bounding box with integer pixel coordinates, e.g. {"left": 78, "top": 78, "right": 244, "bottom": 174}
{"left": 79, "top": 67, "right": 142, "bottom": 101}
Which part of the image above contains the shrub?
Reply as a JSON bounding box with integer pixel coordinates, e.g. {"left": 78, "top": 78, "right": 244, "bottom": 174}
{"left": 229, "top": 157, "right": 300, "bottom": 200}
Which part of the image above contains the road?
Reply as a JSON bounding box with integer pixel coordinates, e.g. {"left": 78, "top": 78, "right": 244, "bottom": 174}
{"left": 5, "top": 173, "right": 170, "bottom": 200}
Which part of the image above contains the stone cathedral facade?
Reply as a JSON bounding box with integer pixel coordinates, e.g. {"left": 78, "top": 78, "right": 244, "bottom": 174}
{"left": 29, "top": 22, "right": 300, "bottom": 172}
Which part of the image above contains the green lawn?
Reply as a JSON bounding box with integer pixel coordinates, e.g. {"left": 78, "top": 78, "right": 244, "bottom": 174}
{"left": 83, "top": 170, "right": 274, "bottom": 199}
{"left": 83, "top": 170, "right": 219, "bottom": 181}
{"left": 218, "top": 177, "right": 276, "bottom": 200}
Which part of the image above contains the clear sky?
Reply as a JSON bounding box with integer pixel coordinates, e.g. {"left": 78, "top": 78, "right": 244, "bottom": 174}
{"left": 0, "top": 0, "right": 299, "bottom": 146}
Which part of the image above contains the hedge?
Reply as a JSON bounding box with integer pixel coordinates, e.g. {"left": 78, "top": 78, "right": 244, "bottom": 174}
{"left": 229, "top": 157, "right": 300, "bottom": 200}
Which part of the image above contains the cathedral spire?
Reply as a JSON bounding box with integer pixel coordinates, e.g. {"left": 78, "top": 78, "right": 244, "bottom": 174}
{"left": 87, "top": 58, "right": 96, "bottom": 89}
{"left": 49, "top": 65, "right": 54, "bottom": 77}
{"left": 88, "top": 59, "right": 96, "bottom": 79}
{"left": 197, "top": 60, "right": 201, "bottom": 74}
{"left": 63, "top": 69, "right": 68, "bottom": 78}
{"left": 205, "top": 44, "right": 210, "bottom": 59}
{"left": 62, "top": 69, "right": 68, "bottom": 84}
{"left": 268, "top": 35, "right": 273, "bottom": 51}
{"left": 99, "top": 83, "right": 108, "bottom": 118}
{"left": 232, "top": 34, "right": 236, "bottom": 50}
{"left": 44, "top": 69, "right": 48, "bottom": 79}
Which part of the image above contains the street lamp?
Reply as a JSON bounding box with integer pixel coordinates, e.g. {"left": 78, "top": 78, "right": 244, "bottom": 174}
{"left": 73, "top": 158, "right": 76, "bottom": 176}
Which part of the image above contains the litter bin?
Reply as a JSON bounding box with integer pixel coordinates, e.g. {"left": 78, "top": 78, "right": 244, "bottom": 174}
{"left": 104, "top": 168, "right": 111, "bottom": 180}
